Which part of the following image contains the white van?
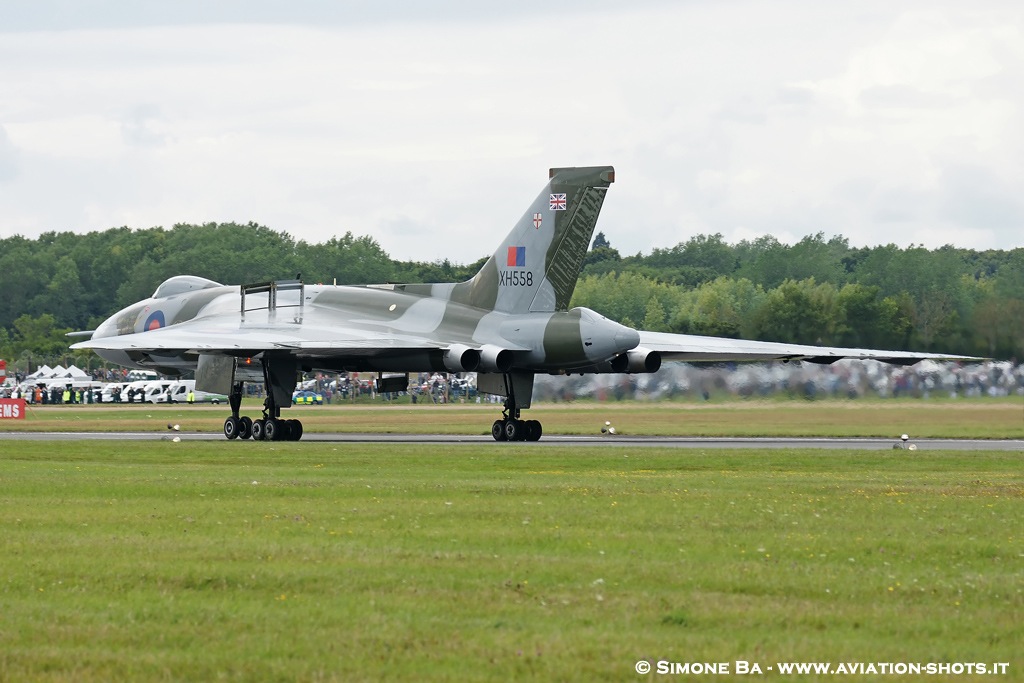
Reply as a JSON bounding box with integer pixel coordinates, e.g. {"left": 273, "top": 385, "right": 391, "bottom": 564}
{"left": 121, "top": 379, "right": 153, "bottom": 403}
{"left": 158, "top": 380, "right": 225, "bottom": 404}
{"left": 100, "top": 382, "right": 128, "bottom": 403}
{"left": 143, "top": 380, "right": 175, "bottom": 403}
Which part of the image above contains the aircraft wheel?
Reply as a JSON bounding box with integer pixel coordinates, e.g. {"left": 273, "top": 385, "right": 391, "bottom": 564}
{"left": 492, "top": 420, "right": 508, "bottom": 442}
{"left": 290, "top": 420, "right": 303, "bottom": 441}
{"left": 252, "top": 419, "right": 266, "bottom": 441}
{"left": 504, "top": 419, "right": 524, "bottom": 442}
{"left": 264, "top": 418, "right": 280, "bottom": 441}
{"left": 223, "top": 416, "right": 240, "bottom": 440}
{"left": 526, "top": 420, "right": 543, "bottom": 442}
{"left": 238, "top": 416, "right": 253, "bottom": 440}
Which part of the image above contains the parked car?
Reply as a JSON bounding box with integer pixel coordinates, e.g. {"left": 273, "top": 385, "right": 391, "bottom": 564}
{"left": 292, "top": 390, "right": 323, "bottom": 405}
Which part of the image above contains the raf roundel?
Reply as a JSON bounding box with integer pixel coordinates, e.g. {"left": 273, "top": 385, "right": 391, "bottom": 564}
{"left": 144, "top": 310, "right": 166, "bottom": 331}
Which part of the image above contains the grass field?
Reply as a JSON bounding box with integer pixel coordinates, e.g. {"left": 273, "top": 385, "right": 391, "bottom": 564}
{"left": 1, "top": 442, "right": 1021, "bottom": 681}
{"left": 4, "top": 397, "right": 1024, "bottom": 438}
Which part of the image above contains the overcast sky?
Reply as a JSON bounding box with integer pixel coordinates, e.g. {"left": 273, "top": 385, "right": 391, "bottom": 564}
{"left": 1, "top": 0, "right": 1021, "bottom": 264}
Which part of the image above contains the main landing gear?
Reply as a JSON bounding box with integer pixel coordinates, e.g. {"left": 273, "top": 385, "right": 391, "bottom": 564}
{"left": 489, "top": 374, "right": 542, "bottom": 442}
{"left": 221, "top": 358, "right": 304, "bottom": 441}
{"left": 491, "top": 415, "right": 543, "bottom": 442}
{"left": 224, "top": 414, "right": 304, "bottom": 441}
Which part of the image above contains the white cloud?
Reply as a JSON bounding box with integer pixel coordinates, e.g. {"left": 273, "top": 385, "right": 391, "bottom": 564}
{"left": 0, "top": 125, "right": 19, "bottom": 181}
{"left": 0, "top": 0, "right": 1021, "bottom": 265}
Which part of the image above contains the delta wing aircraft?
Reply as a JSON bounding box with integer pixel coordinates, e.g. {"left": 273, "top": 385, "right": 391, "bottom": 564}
{"left": 72, "top": 166, "right": 977, "bottom": 441}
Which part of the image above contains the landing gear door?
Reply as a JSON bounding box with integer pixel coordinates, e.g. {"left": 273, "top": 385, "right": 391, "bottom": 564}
{"left": 477, "top": 372, "right": 534, "bottom": 410}
{"left": 264, "top": 355, "right": 299, "bottom": 408}
{"left": 196, "top": 354, "right": 236, "bottom": 395}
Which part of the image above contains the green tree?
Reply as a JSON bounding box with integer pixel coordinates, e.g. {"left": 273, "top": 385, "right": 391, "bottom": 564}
{"left": 994, "top": 249, "right": 1024, "bottom": 300}
{"left": 641, "top": 296, "right": 668, "bottom": 332}
{"left": 634, "top": 233, "right": 738, "bottom": 287}
{"left": 750, "top": 279, "right": 840, "bottom": 345}
{"left": 971, "top": 294, "right": 1023, "bottom": 358}
{"left": 570, "top": 272, "right": 683, "bottom": 329}
{"left": 11, "top": 314, "right": 72, "bottom": 361}
{"left": 856, "top": 245, "right": 972, "bottom": 351}
{"left": 581, "top": 246, "right": 622, "bottom": 272}
{"left": 833, "top": 283, "right": 910, "bottom": 349}
{"left": 31, "top": 256, "right": 88, "bottom": 330}
{"left": 0, "top": 236, "right": 49, "bottom": 330}
{"left": 0, "top": 326, "right": 12, "bottom": 364}
{"left": 299, "top": 231, "right": 394, "bottom": 285}
{"left": 736, "top": 233, "right": 848, "bottom": 290}
{"left": 669, "top": 277, "right": 765, "bottom": 338}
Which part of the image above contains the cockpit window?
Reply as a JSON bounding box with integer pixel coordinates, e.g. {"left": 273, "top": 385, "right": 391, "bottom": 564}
{"left": 152, "top": 276, "right": 223, "bottom": 299}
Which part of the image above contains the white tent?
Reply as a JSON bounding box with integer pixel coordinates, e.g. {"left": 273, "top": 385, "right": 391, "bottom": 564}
{"left": 56, "top": 364, "right": 89, "bottom": 379}
{"left": 26, "top": 364, "right": 53, "bottom": 380}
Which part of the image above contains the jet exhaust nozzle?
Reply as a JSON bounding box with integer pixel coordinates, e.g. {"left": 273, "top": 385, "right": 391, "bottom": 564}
{"left": 590, "top": 348, "right": 661, "bottom": 374}
{"left": 623, "top": 348, "right": 661, "bottom": 373}
{"left": 443, "top": 344, "right": 481, "bottom": 372}
{"left": 480, "top": 345, "right": 514, "bottom": 373}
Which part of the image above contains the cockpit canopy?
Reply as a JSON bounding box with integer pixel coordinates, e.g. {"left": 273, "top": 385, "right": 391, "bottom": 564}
{"left": 152, "top": 275, "right": 224, "bottom": 299}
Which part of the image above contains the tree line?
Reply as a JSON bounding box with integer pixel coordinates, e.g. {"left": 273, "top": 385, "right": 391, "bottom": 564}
{"left": 576, "top": 232, "right": 1023, "bottom": 359}
{"left": 0, "top": 223, "right": 1021, "bottom": 371}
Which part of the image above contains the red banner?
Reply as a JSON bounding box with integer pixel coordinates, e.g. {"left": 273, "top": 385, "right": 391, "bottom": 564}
{"left": 0, "top": 398, "right": 26, "bottom": 419}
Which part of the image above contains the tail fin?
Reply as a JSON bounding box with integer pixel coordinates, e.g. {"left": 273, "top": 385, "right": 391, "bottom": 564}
{"left": 451, "top": 166, "right": 615, "bottom": 313}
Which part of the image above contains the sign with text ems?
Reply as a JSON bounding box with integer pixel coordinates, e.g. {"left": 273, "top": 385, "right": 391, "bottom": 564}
{"left": 1, "top": 398, "right": 26, "bottom": 419}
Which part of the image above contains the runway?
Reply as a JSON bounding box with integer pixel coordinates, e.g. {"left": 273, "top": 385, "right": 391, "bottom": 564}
{"left": 1, "top": 431, "right": 1021, "bottom": 450}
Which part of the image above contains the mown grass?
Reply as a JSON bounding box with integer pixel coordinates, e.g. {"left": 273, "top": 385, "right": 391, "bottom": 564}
{"left": 5, "top": 397, "right": 1024, "bottom": 438}
{"left": 1, "top": 442, "right": 1020, "bottom": 681}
